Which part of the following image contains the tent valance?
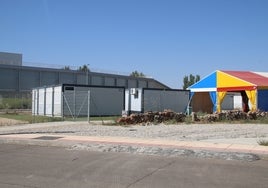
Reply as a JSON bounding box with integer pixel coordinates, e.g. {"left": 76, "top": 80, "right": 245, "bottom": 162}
{"left": 217, "top": 86, "right": 256, "bottom": 92}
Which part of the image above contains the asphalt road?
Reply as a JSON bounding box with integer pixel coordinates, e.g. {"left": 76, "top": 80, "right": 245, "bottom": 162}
{"left": 0, "top": 144, "right": 267, "bottom": 188}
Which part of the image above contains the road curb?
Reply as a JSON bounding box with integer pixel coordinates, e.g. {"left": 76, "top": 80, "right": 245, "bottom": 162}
{"left": 0, "top": 134, "right": 268, "bottom": 157}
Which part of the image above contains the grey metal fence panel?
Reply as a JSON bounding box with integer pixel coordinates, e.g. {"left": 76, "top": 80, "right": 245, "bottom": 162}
{"left": 143, "top": 90, "right": 189, "bottom": 113}
{"left": 89, "top": 87, "right": 124, "bottom": 116}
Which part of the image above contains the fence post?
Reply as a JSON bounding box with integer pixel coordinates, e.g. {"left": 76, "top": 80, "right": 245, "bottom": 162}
{"left": 88, "top": 90, "right": 90, "bottom": 123}
{"left": 74, "top": 89, "right": 76, "bottom": 120}
{"left": 61, "top": 92, "right": 64, "bottom": 120}
{"left": 33, "top": 90, "right": 36, "bottom": 123}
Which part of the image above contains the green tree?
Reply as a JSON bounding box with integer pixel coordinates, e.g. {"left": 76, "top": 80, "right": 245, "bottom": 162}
{"left": 183, "top": 74, "right": 200, "bottom": 89}
{"left": 78, "top": 64, "right": 90, "bottom": 72}
{"left": 195, "top": 75, "right": 200, "bottom": 83}
{"left": 130, "top": 70, "right": 145, "bottom": 77}
{"left": 63, "top": 66, "right": 71, "bottom": 70}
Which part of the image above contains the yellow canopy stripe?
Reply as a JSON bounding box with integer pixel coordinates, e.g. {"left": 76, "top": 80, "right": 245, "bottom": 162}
{"left": 217, "top": 91, "right": 227, "bottom": 112}
{"left": 245, "top": 90, "right": 257, "bottom": 111}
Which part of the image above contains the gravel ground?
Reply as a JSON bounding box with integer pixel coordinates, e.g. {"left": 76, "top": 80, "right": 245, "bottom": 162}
{"left": 1, "top": 121, "right": 268, "bottom": 141}
{"left": 0, "top": 121, "right": 267, "bottom": 161}
{"left": 69, "top": 143, "right": 261, "bottom": 162}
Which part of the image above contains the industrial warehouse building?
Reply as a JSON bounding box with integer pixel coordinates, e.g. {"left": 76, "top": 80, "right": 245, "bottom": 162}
{"left": 188, "top": 70, "right": 268, "bottom": 113}
{"left": 1, "top": 52, "right": 180, "bottom": 116}
{"left": 6, "top": 52, "right": 268, "bottom": 117}
{"left": 0, "top": 63, "right": 168, "bottom": 97}
{"left": 0, "top": 52, "right": 22, "bottom": 66}
{"left": 0, "top": 52, "right": 169, "bottom": 99}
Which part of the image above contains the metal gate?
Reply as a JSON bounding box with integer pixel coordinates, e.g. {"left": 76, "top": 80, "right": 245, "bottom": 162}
{"left": 63, "top": 90, "right": 90, "bottom": 122}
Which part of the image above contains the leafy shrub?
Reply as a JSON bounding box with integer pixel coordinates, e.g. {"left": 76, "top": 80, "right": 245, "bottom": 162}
{"left": 0, "top": 98, "right": 31, "bottom": 109}
{"left": 257, "top": 139, "right": 268, "bottom": 146}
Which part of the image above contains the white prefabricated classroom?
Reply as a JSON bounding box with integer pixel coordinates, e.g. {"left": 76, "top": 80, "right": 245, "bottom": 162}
{"left": 32, "top": 84, "right": 125, "bottom": 117}
{"left": 125, "top": 88, "right": 190, "bottom": 114}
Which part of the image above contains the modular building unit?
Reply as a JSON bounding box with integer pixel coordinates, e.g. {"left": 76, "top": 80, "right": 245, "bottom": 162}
{"left": 32, "top": 84, "right": 125, "bottom": 117}
{"left": 125, "top": 88, "right": 190, "bottom": 113}
{"left": 32, "top": 86, "right": 64, "bottom": 117}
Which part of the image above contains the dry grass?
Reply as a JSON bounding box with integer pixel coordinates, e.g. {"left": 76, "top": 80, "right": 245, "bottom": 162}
{"left": 0, "top": 117, "right": 27, "bottom": 126}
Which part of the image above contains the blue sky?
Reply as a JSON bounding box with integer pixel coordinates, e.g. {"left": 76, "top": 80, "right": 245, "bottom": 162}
{"left": 1, "top": 0, "right": 268, "bottom": 88}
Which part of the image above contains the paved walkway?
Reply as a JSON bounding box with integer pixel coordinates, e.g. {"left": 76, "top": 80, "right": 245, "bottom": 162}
{"left": 0, "top": 133, "right": 268, "bottom": 156}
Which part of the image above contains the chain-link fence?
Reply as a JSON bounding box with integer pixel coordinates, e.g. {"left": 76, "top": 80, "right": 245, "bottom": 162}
{"left": 63, "top": 90, "right": 90, "bottom": 121}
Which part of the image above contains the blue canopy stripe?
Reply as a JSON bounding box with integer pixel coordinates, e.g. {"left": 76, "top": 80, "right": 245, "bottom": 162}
{"left": 209, "top": 91, "right": 217, "bottom": 112}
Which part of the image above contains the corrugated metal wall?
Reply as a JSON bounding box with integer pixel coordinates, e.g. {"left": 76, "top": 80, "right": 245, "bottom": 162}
{"left": 0, "top": 64, "right": 169, "bottom": 95}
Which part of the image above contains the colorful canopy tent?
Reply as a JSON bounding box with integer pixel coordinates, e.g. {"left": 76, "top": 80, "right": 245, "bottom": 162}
{"left": 188, "top": 70, "right": 268, "bottom": 113}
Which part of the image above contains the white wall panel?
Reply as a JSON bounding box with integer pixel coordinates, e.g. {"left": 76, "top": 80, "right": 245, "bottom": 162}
{"left": 32, "top": 89, "right": 38, "bottom": 115}
{"left": 129, "top": 88, "right": 142, "bottom": 112}
{"left": 53, "top": 86, "right": 62, "bottom": 117}
{"left": 45, "top": 87, "right": 53, "bottom": 116}
{"left": 38, "top": 88, "right": 45, "bottom": 115}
